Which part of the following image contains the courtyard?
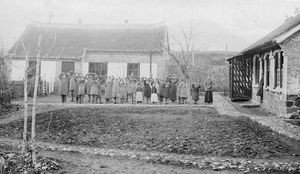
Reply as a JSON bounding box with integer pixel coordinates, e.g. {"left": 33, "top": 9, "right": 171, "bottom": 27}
{"left": 0, "top": 93, "right": 300, "bottom": 173}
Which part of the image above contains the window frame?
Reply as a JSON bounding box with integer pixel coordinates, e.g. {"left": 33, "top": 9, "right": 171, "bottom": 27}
{"left": 61, "top": 61, "right": 75, "bottom": 73}
{"left": 88, "top": 62, "right": 108, "bottom": 77}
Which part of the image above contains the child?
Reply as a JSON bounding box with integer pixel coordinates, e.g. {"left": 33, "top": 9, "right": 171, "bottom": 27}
{"left": 181, "top": 82, "right": 189, "bottom": 104}
{"left": 98, "top": 77, "right": 105, "bottom": 104}
{"left": 105, "top": 76, "right": 113, "bottom": 104}
{"left": 163, "top": 79, "right": 170, "bottom": 105}
{"left": 59, "top": 73, "right": 68, "bottom": 104}
{"left": 177, "top": 81, "right": 182, "bottom": 104}
{"left": 158, "top": 80, "right": 164, "bottom": 104}
{"left": 136, "top": 82, "right": 143, "bottom": 104}
{"left": 119, "top": 81, "right": 127, "bottom": 104}
{"left": 128, "top": 80, "right": 136, "bottom": 104}
{"left": 90, "top": 78, "right": 99, "bottom": 104}
{"left": 69, "top": 72, "right": 76, "bottom": 102}
{"left": 112, "top": 78, "right": 120, "bottom": 104}
{"left": 144, "top": 78, "right": 151, "bottom": 104}
{"left": 151, "top": 82, "right": 158, "bottom": 104}
{"left": 85, "top": 75, "right": 92, "bottom": 102}
{"left": 77, "top": 79, "right": 85, "bottom": 104}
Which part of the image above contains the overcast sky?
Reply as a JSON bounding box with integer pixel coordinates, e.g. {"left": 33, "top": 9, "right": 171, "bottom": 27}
{"left": 0, "top": 0, "right": 300, "bottom": 51}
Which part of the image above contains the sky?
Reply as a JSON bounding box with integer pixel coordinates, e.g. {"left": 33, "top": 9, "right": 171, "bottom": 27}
{"left": 0, "top": 0, "right": 300, "bottom": 51}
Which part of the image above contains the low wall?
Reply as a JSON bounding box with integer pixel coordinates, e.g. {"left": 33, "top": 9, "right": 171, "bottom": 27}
{"left": 262, "top": 89, "right": 287, "bottom": 116}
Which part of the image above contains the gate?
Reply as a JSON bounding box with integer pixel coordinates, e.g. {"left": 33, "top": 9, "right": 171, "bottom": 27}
{"left": 229, "top": 56, "right": 252, "bottom": 101}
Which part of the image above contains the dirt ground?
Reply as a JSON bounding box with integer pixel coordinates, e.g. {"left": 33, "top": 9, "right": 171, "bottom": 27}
{"left": 1, "top": 144, "right": 241, "bottom": 174}
{"left": 1, "top": 106, "right": 299, "bottom": 159}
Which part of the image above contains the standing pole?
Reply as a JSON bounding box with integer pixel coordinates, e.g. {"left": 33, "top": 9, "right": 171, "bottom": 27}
{"left": 31, "top": 35, "right": 42, "bottom": 167}
{"left": 150, "top": 52, "right": 152, "bottom": 76}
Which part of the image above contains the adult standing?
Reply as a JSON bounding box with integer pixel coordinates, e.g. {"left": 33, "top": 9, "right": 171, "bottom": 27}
{"left": 191, "top": 83, "right": 201, "bottom": 104}
{"left": 169, "top": 76, "right": 178, "bottom": 103}
{"left": 59, "top": 73, "right": 69, "bottom": 104}
{"left": 204, "top": 77, "right": 213, "bottom": 104}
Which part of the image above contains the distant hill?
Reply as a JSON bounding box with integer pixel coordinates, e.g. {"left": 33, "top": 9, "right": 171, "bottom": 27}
{"left": 167, "top": 18, "right": 250, "bottom": 52}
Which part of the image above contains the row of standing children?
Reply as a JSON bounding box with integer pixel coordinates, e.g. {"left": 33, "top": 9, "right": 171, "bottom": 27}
{"left": 59, "top": 72, "right": 213, "bottom": 104}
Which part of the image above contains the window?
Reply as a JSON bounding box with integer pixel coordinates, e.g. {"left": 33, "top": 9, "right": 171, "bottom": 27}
{"left": 266, "top": 55, "right": 270, "bottom": 87}
{"left": 62, "top": 62, "right": 74, "bottom": 73}
{"left": 274, "top": 51, "right": 284, "bottom": 88}
{"left": 254, "top": 56, "right": 260, "bottom": 84}
{"left": 127, "top": 63, "right": 140, "bottom": 78}
{"left": 274, "top": 52, "right": 279, "bottom": 88}
{"left": 279, "top": 51, "right": 284, "bottom": 87}
{"left": 89, "top": 62, "right": 108, "bottom": 77}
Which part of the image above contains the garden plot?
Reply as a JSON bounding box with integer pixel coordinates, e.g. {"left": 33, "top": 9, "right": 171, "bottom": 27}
{"left": 0, "top": 106, "right": 299, "bottom": 159}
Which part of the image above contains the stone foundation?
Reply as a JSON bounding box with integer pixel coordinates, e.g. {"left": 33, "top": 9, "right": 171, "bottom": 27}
{"left": 262, "top": 89, "right": 287, "bottom": 117}
{"left": 286, "top": 94, "right": 300, "bottom": 114}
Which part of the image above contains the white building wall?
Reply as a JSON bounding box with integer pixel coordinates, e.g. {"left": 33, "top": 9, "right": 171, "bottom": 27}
{"left": 140, "top": 63, "right": 157, "bottom": 78}
{"left": 82, "top": 62, "right": 89, "bottom": 75}
{"left": 74, "top": 62, "right": 82, "bottom": 74}
{"left": 108, "top": 63, "right": 127, "bottom": 78}
{"left": 11, "top": 60, "right": 26, "bottom": 81}
{"left": 41, "top": 61, "right": 56, "bottom": 93}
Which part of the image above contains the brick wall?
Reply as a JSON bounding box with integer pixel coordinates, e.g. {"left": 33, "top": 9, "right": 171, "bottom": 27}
{"left": 250, "top": 49, "right": 289, "bottom": 116}
{"left": 280, "top": 31, "right": 300, "bottom": 114}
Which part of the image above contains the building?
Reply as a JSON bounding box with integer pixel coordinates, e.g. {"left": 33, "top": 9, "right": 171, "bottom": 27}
{"left": 228, "top": 14, "right": 300, "bottom": 117}
{"left": 7, "top": 21, "right": 170, "bottom": 93}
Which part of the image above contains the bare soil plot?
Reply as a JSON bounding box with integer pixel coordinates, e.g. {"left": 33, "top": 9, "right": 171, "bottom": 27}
{"left": 0, "top": 106, "right": 298, "bottom": 159}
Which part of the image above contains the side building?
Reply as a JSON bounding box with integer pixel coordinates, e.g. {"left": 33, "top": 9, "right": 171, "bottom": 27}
{"left": 7, "top": 22, "right": 170, "bottom": 93}
{"left": 228, "top": 14, "right": 300, "bottom": 117}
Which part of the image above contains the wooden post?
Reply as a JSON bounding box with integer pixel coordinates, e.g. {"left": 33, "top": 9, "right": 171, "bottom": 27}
{"left": 150, "top": 52, "right": 152, "bottom": 76}
{"left": 31, "top": 35, "right": 42, "bottom": 167}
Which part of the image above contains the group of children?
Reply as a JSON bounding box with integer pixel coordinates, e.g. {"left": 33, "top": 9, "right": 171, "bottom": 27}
{"left": 59, "top": 72, "right": 213, "bottom": 105}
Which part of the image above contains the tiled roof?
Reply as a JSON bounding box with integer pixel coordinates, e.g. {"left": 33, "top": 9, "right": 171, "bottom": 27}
{"left": 238, "top": 14, "right": 300, "bottom": 56}
{"left": 8, "top": 22, "right": 167, "bottom": 59}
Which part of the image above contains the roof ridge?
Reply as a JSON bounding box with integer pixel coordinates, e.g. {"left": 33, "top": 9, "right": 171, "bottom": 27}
{"left": 29, "top": 21, "right": 166, "bottom": 30}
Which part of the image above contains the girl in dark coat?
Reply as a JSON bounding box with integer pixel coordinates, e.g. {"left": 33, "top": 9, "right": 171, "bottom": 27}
{"left": 191, "top": 83, "right": 201, "bottom": 104}
{"left": 169, "top": 77, "right": 178, "bottom": 103}
{"left": 143, "top": 78, "right": 151, "bottom": 104}
{"left": 158, "top": 80, "right": 165, "bottom": 104}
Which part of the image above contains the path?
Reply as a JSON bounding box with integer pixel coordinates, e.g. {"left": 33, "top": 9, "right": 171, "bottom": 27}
{"left": 213, "top": 93, "right": 300, "bottom": 140}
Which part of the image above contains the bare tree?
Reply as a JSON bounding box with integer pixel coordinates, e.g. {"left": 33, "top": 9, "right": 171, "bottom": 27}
{"left": 30, "top": 35, "right": 43, "bottom": 167}
{"left": 21, "top": 40, "right": 31, "bottom": 154}
{"left": 30, "top": 32, "right": 56, "bottom": 167}
{"left": 162, "top": 21, "right": 201, "bottom": 80}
